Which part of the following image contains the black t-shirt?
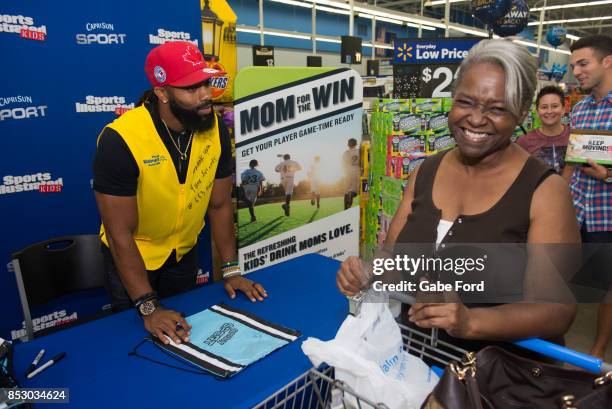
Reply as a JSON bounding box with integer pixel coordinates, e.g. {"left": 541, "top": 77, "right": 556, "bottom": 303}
{"left": 93, "top": 102, "right": 232, "bottom": 196}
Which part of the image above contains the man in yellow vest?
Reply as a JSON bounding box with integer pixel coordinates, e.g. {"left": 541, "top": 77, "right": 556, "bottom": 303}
{"left": 93, "top": 41, "right": 267, "bottom": 345}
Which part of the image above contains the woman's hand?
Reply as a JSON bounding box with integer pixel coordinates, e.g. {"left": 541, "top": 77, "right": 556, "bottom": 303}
{"left": 336, "top": 256, "right": 371, "bottom": 297}
{"left": 408, "top": 302, "right": 474, "bottom": 339}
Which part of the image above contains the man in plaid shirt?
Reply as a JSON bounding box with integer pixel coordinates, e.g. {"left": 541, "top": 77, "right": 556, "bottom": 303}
{"left": 569, "top": 35, "right": 612, "bottom": 359}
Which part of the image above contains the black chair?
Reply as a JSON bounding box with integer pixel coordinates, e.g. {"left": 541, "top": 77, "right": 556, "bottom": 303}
{"left": 12, "top": 235, "right": 110, "bottom": 341}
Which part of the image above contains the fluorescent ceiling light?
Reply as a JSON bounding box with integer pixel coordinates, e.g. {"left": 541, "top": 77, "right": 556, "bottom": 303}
{"left": 358, "top": 11, "right": 436, "bottom": 30}
{"left": 363, "top": 42, "right": 394, "bottom": 49}
{"left": 427, "top": 0, "right": 468, "bottom": 6}
{"left": 354, "top": 5, "right": 446, "bottom": 28}
{"left": 512, "top": 39, "right": 571, "bottom": 55}
{"left": 265, "top": 31, "right": 312, "bottom": 40}
{"left": 316, "top": 5, "right": 351, "bottom": 14}
{"left": 236, "top": 27, "right": 311, "bottom": 40}
{"left": 528, "top": 15, "right": 612, "bottom": 25}
{"left": 316, "top": 37, "right": 342, "bottom": 43}
{"left": 447, "top": 24, "right": 488, "bottom": 37}
{"left": 358, "top": 12, "right": 403, "bottom": 25}
{"left": 424, "top": 0, "right": 612, "bottom": 10}
{"left": 236, "top": 27, "right": 262, "bottom": 35}
{"left": 269, "top": 0, "right": 352, "bottom": 14}
{"left": 354, "top": 6, "right": 407, "bottom": 20}
{"left": 410, "top": 23, "right": 437, "bottom": 30}
{"left": 269, "top": 0, "right": 312, "bottom": 8}
{"left": 531, "top": 0, "right": 612, "bottom": 12}
{"left": 300, "top": 0, "right": 351, "bottom": 9}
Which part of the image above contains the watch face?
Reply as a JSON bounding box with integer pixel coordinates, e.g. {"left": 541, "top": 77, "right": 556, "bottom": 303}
{"left": 605, "top": 177, "right": 612, "bottom": 183}
{"left": 139, "top": 300, "right": 157, "bottom": 316}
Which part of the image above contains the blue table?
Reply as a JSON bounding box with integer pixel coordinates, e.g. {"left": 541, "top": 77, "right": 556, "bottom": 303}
{"left": 13, "top": 254, "right": 347, "bottom": 408}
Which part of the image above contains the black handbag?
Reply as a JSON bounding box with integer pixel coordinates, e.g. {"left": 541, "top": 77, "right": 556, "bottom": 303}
{"left": 422, "top": 346, "right": 612, "bottom": 409}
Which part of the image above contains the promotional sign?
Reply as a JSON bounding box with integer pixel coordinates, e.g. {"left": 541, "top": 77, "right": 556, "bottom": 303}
{"left": 565, "top": 130, "right": 612, "bottom": 165}
{"left": 0, "top": 0, "right": 213, "bottom": 340}
{"left": 234, "top": 67, "right": 363, "bottom": 273}
{"left": 203, "top": 0, "right": 236, "bottom": 103}
{"left": 393, "top": 38, "right": 481, "bottom": 98}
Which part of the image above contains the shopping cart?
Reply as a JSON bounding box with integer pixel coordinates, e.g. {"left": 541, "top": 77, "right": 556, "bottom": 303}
{"left": 254, "top": 292, "right": 612, "bottom": 409}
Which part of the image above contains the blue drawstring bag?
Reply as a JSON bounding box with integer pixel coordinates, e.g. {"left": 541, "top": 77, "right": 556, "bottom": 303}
{"left": 130, "top": 303, "right": 301, "bottom": 379}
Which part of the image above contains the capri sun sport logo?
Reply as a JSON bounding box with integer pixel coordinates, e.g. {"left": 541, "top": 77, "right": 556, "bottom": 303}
{"left": 0, "top": 95, "right": 47, "bottom": 121}
{"left": 76, "top": 22, "right": 126, "bottom": 45}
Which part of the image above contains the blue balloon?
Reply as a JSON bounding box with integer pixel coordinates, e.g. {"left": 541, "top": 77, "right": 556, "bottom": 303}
{"left": 491, "top": 0, "right": 530, "bottom": 37}
{"left": 471, "top": 0, "right": 513, "bottom": 25}
{"left": 546, "top": 26, "right": 567, "bottom": 47}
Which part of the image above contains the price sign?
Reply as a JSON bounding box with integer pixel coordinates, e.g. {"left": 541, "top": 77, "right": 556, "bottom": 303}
{"left": 420, "top": 63, "right": 460, "bottom": 98}
{"left": 393, "top": 38, "right": 480, "bottom": 99}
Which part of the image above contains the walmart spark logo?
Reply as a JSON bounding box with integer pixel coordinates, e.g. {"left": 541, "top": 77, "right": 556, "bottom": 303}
{"left": 396, "top": 43, "right": 413, "bottom": 62}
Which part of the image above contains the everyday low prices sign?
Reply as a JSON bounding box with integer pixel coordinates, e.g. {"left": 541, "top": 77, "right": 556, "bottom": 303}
{"left": 393, "top": 38, "right": 480, "bottom": 64}
{"left": 393, "top": 37, "right": 481, "bottom": 98}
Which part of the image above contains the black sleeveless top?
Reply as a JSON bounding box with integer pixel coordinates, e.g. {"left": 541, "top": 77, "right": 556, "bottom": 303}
{"left": 397, "top": 149, "right": 554, "bottom": 245}
{"left": 395, "top": 149, "right": 558, "bottom": 358}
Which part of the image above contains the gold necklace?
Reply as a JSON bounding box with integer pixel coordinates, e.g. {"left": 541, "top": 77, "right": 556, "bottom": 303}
{"left": 161, "top": 119, "right": 193, "bottom": 161}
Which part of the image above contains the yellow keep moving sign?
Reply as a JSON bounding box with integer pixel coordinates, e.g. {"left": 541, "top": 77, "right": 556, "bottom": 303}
{"left": 565, "top": 130, "right": 612, "bottom": 165}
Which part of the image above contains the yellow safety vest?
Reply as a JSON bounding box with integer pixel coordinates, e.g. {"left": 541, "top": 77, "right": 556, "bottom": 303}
{"left": 99, "top": 106, "right": 221, "bottom": 270}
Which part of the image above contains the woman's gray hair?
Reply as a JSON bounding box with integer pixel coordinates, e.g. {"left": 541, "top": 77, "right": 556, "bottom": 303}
{"left": 453, "top": 39, "right": 537, "bottom": 119}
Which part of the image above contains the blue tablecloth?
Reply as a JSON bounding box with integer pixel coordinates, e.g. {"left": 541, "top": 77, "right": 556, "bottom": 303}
{"left": 13, "top": 254, "right": 347, "bottom": 408}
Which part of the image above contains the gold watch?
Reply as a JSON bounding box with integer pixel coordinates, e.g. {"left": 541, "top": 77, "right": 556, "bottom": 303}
{"left": 138, "top": 298, "right": 161, "bottom": 317}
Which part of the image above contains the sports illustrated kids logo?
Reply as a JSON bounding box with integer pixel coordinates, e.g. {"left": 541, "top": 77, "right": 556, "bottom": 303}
{"left": 75, "top": 95, "right": 134, "bottom": 115}
{"left": 0, "top": 172, "right": 64, "bottom": 195}
{"left": 0, "top": 13, "right": 46, "bottom": 41}
{"left": 76, "top": 22, "right": 126, "bottom": 45}
{"left": 0, "top": 95, "right": 47, "bottom": 121}
{"left": 11, "top": 310, "right": 77, "bottom": 340}
{"left": 148, "top": 28, "right": 198, "bottom": 45}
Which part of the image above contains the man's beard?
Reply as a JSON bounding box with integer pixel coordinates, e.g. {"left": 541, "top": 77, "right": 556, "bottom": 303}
{"left": 168, "top": 98, "right": 215, "bottom": 132}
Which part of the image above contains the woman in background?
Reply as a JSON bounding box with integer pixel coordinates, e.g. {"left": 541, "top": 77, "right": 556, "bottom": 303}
{"left": 518, "top": 86, "right": 571, "bottom": 181}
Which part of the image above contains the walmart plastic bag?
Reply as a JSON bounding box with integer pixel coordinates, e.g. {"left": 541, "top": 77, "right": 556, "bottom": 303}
{"left": 302, "top": 292, "right": 438, "bottom": 409}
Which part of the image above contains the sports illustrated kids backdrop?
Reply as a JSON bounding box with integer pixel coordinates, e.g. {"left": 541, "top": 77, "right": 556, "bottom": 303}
{"left": 234, "top": 68, "right": 363, "bottom": 273}
{"left": 0, "top": 0, "right": 214, "bottom": 340}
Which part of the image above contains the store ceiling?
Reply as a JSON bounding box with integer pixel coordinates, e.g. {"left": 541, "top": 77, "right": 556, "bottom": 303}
{"left": 371, "top": 0, "right": 612, "bottom": 37}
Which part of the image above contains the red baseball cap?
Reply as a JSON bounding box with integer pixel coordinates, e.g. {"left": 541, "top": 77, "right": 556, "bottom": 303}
{"left": 144, "top": 41, "right": 225, "bottom": 87}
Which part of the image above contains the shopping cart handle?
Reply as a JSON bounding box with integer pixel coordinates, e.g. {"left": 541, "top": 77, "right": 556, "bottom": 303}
{"left": 514, "top": 338, "right": 612, "bottom": 374}
{"left": 386, "top": 292, "right": 612, "bottom": 374}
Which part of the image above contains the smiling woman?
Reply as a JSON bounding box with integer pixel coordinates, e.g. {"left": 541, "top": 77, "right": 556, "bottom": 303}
{"left": 517, "top": 86, "right": 571, "bottom": 178}
{"left": 336, "top": 39, "right": 581, "bottom": 359}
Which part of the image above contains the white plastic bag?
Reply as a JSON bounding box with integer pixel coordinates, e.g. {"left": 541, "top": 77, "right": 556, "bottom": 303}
{"left": 302, "top": 292, "right": 438, "bottom": 409}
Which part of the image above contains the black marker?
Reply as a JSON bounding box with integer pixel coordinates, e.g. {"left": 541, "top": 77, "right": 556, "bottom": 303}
{"left": 27, "top": 352, "right": 66, "bottom": 379}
